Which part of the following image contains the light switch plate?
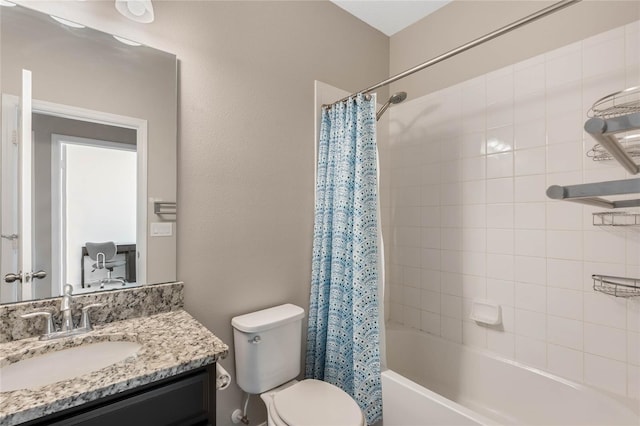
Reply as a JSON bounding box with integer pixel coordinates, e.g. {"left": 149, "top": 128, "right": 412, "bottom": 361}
{"left": 150, "top": 222, "right": 172, "bottom": 237}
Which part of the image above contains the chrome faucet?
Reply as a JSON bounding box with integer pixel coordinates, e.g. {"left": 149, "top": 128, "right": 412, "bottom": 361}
{"left": 21, "top": 284, "right": 103, "bottom": 340}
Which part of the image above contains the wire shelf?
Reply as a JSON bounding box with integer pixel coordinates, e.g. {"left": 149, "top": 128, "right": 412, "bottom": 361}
{"left": 588, "top": 86, "right": 640, "bottom": 119}
{"left": 592, "top": 275, "right": 640, "bottom": 298}
{"left": 587, "top": 139, "right": 640, "bottom": 162}
{"left": 593, "top": 211, "right": 640, "bottom": 226}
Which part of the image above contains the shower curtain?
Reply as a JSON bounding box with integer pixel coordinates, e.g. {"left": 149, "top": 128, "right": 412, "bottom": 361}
{"left": 305, "top": 94, "right": 382, "bottom": 425}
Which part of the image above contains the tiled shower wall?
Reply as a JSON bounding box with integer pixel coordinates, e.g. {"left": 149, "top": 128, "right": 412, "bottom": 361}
{"left": 383, "top": 21, "right": 640, "bottom": 399}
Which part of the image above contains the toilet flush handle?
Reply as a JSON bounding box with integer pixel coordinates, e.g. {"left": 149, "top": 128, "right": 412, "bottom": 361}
{"left": 249, "top": 335, "right": 262, "bottom": 344}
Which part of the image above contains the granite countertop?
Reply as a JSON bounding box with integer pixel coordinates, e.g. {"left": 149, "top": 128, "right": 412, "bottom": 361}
{"left": 0, "top": 310, "right": 229, "bottom": 426}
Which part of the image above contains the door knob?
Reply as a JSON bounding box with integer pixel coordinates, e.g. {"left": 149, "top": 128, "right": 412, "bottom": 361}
{"left": 32, "top": 270, "right": 47, "bottom": 280}
{"left": 4, "top": 272, "right": 22, "bottom": 283}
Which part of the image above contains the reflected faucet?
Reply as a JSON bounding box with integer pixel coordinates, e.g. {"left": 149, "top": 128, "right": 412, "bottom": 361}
{"left": 61, "top": 284, "right": 74, "bottom": 332}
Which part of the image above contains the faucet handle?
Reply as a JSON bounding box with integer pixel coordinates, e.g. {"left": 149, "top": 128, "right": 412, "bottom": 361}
{"left": 80, "top": 303, "right": 103, "bottom": 330}
{"left": 21, "top": 311, "right": 55, "bottom": 335}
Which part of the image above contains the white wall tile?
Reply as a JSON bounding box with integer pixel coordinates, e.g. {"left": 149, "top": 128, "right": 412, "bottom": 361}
{"left": 487, "top": 152, "right": 514, "bottom": 179}
{"left": 515, "top": 63, "right": 545, "bottom": 99}
{"left": 515, "top": 308, "right": 547, "bottom": 340}
{"left": 584, "top": 292, "right": 627, "bottom": 329}
{"left": 514, "top": 203, "right": 546, "bottom": 229}
{"left": 463, "top": 321, "right": 488, "bottom": 348}
{"left": 487, "top": 278, "right": 515, "bottom": 307}
{"left": 421, "top": 289, "right": 441, "bottom": 314}
{"left": 487, "top": 329, "right": 515, "bottom": 359}
{"left": 546, "top": 110, "right": 583, "bottom": 145}
{"left": 515, "top": 229, "right": 546, "bottom": 257}
{"left": 546, "top": 230, "right": 583, "bottom": 261}
{"left": 487, "top": 178, "right": 514, "bottom": 203}
{"left": 441, "top": 294, "right": 463, "bottom": 319}
{"left": 584, "top": 354, "right": 627, "bottom": 396}
{"left": 547, "top": 258, "right": 583, "bottom": 290}
{"left": 421, "top": 227, "right": 441, "bottom": 249}
{"left": 516, "top": 335, "right": 547, "bottom": 369}
{"left": 461, "top": 156, "right": 486, "bottom": 181}
{"left": 514, "top": 147, "right": 546, "bottom": 176}
{"left": 583, "top": 230, "right": 627, "bottom": 264}
{"left": 514, "top": 175, "right": 546, "bottom": 202}
{"left": 547, "top": 287, "right": 583, "bottom": 321}
{"left": 441, "top": 316, "right": 463, "bottom": 343}
{"left": 487, "top": 253, "right": 514, "bottom": 281}
{"left": 462, "top": 204, "right": 486, "bottom": 229}
{"left": 515, "top": 255, "right": 546, "bottom": 285}
{"left": 628, "top": 365, "right": 639, "bottom": 400}
{"left": 546, "top": 201, "right": 582, "bottom": 230}
{"left": 403, "top": 306, "right": 421, "bottom": 329}
{"left": 548, "top": 315, "right": 583, "bottom": 350}
{"left": 487, "top": 203, "right": 514, "bottom": 229}
{"left": 547, "top": 142, "right": 583, "bottom": 173}
{"left": 627, "top": 332, "right": 639, "bottom": 367}
{"left": 420, "top": 310, "right": 441, "bottom": 336}
{"left": 461, "top": 131, "right": 486, "bottom": 158}
{"left": 486, "top": 125, "right": 514, "bottom": 154}
{"left": 514, "top": 92, "right": 545, "bottom": 125}
{"left": 487, "top": 229, "right": 514, "bottom": 254}
{"left": 462, "top": 228, "right": 486, "bottom": 253}
{"left": 462, "top": 180, "right": 486, "bottom": 205}
{"left": 582, "top": 32, "right": 625, "bottom": 79}
{"left": 515, "top": 282, "right": 546, "bottom": 313}
{"left": 545, "top": 43, "right": 582, "bottom": 88}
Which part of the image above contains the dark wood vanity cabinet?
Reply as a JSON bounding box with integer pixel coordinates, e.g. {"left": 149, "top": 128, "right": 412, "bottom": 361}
{"left": 22, "top": 366, "right": 215, "bottom": 426}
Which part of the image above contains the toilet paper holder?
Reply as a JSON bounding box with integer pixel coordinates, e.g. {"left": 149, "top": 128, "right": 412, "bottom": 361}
{"left": 216, "top": 363, "right": 231, "bottom": 390}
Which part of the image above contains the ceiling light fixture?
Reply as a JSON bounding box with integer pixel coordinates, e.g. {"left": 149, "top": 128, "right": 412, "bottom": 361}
{"left": 115, "top": 0, "right": 154, "bottom": 23}
{"left": 50, "top": 15, "right": 86, "bottom": 29}
{"left": 113, "top": 35, "right": 142, "bottom": 46}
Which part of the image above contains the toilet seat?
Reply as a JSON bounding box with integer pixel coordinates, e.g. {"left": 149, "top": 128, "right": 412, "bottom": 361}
{"left": 270, "top": 379, "right": 364, "bottom": 426}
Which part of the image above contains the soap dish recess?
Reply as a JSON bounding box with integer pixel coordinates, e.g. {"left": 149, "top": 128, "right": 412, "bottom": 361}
{"left": 469, "top": 299, "right": 502, "bottom": 326}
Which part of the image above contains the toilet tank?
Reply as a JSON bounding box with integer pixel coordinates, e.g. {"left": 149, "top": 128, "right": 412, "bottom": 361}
{"left": 232, "top": 304, "right": 305, "bottom": 394}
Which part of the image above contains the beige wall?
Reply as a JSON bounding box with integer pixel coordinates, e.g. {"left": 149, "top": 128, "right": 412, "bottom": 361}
{"left": 390, "top": 0, "right": 640, "bottom": 99}
{"left": 14, "top": 1, "right": 389, "bottom": 424}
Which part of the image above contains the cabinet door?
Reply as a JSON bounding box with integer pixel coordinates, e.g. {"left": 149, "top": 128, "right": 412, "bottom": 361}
{"left": 46, "top": 370, "right": 210, "bottom": 426}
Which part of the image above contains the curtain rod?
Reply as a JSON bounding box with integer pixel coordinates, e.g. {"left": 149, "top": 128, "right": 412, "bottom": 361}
{"left": 327, "top": 0, "right": 581, "bottom": 108}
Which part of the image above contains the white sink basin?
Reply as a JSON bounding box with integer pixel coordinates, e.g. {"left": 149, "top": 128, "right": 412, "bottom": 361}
{"left": 0, "top": 341, "right": 141, "bottom": 392}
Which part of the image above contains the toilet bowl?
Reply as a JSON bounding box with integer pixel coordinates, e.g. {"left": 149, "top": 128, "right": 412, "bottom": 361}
{"left": 260, "top": 379, "right": 365, "bottom": 426}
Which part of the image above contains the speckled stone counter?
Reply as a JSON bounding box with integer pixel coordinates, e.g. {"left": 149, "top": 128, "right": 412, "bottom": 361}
{"left": 0, "top": 310, "right": 229, "bottom": 426}
{"left": 1, "top": 282, "right": 184, "bottom": 343}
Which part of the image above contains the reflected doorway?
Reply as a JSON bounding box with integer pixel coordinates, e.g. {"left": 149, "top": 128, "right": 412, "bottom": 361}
{"left": 51, "top": 134, "right": 136, "bottom": 294}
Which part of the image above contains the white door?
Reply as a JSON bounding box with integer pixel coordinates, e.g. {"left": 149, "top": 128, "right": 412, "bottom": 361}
{"left": 0, "top": 69, "right": 43, "bottom": 302}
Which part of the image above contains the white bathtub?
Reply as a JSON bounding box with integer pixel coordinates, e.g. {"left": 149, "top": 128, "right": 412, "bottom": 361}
{"left": 383, "top": 324, "right": 639, "bottom": 426}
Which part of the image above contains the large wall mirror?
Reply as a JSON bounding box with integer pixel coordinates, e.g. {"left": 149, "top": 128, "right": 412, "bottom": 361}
{"left": 0, "top": 4, "right": 177, "bottom": 304}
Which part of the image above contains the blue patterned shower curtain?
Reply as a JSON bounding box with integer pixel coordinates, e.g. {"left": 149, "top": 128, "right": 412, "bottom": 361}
{"left": 305, "top": 94, "right": 382, "bottom": 425}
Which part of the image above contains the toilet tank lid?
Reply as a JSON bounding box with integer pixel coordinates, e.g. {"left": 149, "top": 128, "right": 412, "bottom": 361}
{"left": 231, "top": 304, "right": 305, "bottom": 333}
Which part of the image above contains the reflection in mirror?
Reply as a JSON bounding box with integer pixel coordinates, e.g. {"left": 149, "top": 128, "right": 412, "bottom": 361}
{"left": 0, "top": 4, "right": 178, "bottom": 304}
{"left": 33, "top": 114, "right": 138, "bottom": 299}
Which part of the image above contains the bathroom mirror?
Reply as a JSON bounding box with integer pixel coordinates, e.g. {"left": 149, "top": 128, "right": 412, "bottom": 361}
{"left": 0, "top": 4, "right": 177, "bottom": 304}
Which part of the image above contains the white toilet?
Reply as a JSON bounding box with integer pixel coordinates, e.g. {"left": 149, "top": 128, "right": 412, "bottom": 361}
{"left": 232, "top": 304, "right": 365, "bottom": 426}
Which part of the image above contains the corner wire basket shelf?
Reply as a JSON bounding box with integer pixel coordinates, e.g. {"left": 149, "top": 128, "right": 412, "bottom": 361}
{"left": 593, "top": 211, "right": 640, "bottom": 226}
{"left": 586, "top": 86, "right": 640, "bottom": 162}
{"left": 592, "top": 275, "right": 640, "bottom": 298}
